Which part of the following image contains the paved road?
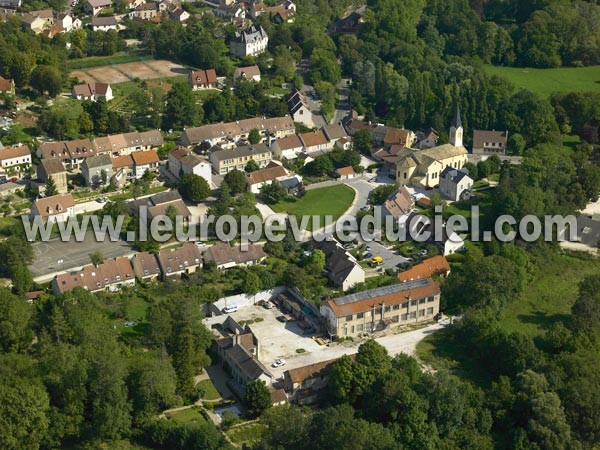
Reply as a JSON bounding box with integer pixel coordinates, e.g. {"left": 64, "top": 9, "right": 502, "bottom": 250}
{"left": 331, "top": 78, "right": 351, "bottom": 125}
{"left": 268, "top": 321, "right": 447, "bottom": 379}
{"left": 297, "top": 60, "right": 327, "bottom": 128}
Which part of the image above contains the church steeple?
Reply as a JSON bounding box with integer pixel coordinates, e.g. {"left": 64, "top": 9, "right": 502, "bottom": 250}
{"left": 449, "top": 105, "right": 463, "bottom": 148}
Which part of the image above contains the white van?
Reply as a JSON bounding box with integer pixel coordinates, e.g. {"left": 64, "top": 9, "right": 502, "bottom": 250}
{"left": 223, "top": 305, "right": 238, "bottom": 314}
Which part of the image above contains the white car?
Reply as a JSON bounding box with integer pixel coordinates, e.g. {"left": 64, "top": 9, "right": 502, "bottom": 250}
{"left": 272, "top": 358, "right": 286, "bottom": 368}
{"left": 223, "top": 305, "right": 238, "bottom": 314}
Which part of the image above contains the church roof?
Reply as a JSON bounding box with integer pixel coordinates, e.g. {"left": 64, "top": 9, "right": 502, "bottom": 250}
{"left": 452, "top": 105, "right": 462, "bottom": 129}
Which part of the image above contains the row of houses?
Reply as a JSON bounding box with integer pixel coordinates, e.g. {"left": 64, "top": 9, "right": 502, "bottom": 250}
{"left": 37, "top": 129, "right": 163, "bottom": 169}
{"left": 0, "top": 143, "right": 31, "bottom": 177}
{"left": 271, "top": 123, "right": 349, "bottom": 160}
{"left": 51, "top": 240, "right": 267, "bottom": 294}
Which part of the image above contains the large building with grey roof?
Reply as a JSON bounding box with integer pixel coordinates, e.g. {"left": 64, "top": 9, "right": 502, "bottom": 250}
{"left": 320, "top": 278, "right": 440, "bottom": 338}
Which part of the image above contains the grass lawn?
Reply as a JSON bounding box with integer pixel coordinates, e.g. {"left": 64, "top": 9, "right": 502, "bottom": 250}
{"left": 67, "top": 51, "right": 152, "bottom": 70}
{"left": 265, "top": 87, "right": 291, "bottom": 96}
{"left": 445, "top": 188, "right": 495, "bottom": 230}
{"left": 197, "top": 379, "right": 221, "bottom": 401}
{"left": 112, "top": 75, "right": 187, "bottom": 99}
{"left": 499, "top": 250, "right": 600, "bottom": 338}
{"left": 270, "top": 184, "right": 356, "bottom": 231}
{"left": 483, "top": 64, "right": 600, "bottom": 98}
{"left": 0, "top": 216, "right": 20, "bottom": 235}
{"left": 226, "top": 422, "right": 267, "bottom": 447}
{"left": 165, "top": 407, "right": 209, "bottom": 425}
{"left": 417, "top": 249, "right": 600, "bottom": 386}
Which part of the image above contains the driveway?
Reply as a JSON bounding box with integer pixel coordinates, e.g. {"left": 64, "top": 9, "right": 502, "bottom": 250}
{"left": 331, "top": 78, "right": 351, "bottom": 125}
{"left": 297, "top": 60, "right": 326, "bottom": 128}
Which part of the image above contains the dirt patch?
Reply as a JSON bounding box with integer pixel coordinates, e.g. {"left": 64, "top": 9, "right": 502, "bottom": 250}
{"left": 86, "top": 66, "right": 131, "bottom": 84}
{"left": 69, "top": 59, "right": 187, "bottom": 85}
{"left": 144, "top": 59, "right": 188, "bottom": 77}
{"left": 146, "top": 79, "right": 173, "bottom": 94}
{"left": 116, "top": 61, "right": 161, "bottom": 80}
{"left": 70, "top": 69, "right": 97, "bottom": 84}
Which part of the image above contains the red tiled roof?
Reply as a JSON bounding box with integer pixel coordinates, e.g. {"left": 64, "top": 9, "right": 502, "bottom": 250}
{"left": 335, "top": 166, "right": 355, "bottom": 176}
{"left": 131, "top": 149, "right": 159, "bottom": 165}
{"left": 398, "top": 256, "right": 451, "bottom": 282}
{"left": 247, "top": 165, "right": 287, "bottom": 185}
{"left": 54, "top": 256, "right": 135, "bottom": 294}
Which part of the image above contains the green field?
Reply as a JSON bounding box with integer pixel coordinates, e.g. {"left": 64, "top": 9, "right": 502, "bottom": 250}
{"left": 165, "top": 407, "right": 209, "bottom": 425}
{"left": 226, "top": 422, "right": 266, "bottom": 447}
{"left": 417, "top": 249, "right": 600, "bottom": 385}
{"left": 270, "top": 184, "right": 356, "bottom": 231}
{"left": 197, "top": 379, "right": 221, "bottom": 401}
{"left": 67, "top": 52, "right": 152, "bottom": 70}
{"left": 483, "top": 64, "right": 600, "bottom": 97}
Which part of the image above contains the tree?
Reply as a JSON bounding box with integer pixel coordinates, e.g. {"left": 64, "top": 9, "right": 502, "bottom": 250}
{"left": 244, "top": 380, "right": 271, "bottom": 418}
{"left": 571, "top": 275, "right": 600, "bottom": 335}
{"left": 178, "top": 173, "right": 210, "bottom": 202}
{"left": 30, "top": 65, "right": 63, "bottom": 98}
{"left": 527, "top": 392, "right": 574, "bottom": 450}
{"left": 352, "top": 129, "right": 372, "bottom": 155}
{"left": 260, "top": 180, "right": 286, "bottom": 204}
{"left": 44, "top": 175, "right": 58, "bottom": 196}
{"left": 329, "top": 354, "right": 355, "bottom": 404}
{"left": 89, "top": 251, "right": 104, "bottom": 266}
{"left": 245, "top": 159, "right": 260, "bottom": 173}
{"left": 0, "top": 289, "right": 33, "bottom": 352}
{"left": 305, "top": 249, "right": 325, "bottom": 273}
{"left": 223, "top": 169, "right": 247, "bottom": 194}
{"left": 243, "top": 270, "right": 262, "bottom": 304}
{"left": 248, "top": 128, "right": 261, "bottom": 144}
{"left": 370, "top": 184, "right": 396, "bottom": 205}
{"left": 164, "top": 83, "right": 201, "bottom": 129}
{"left": 0, "top": 377, "right": 50, "bottom": 450}
{"left": 508, "top": 133, "right": 526, "bottom": 154}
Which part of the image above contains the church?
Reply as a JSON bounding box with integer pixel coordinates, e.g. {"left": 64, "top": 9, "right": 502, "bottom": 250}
{"left": 395, "top": 107, "right": 468, "bottom": 189}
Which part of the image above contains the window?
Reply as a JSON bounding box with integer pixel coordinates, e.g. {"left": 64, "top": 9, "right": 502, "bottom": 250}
{"left": 350, "top": 326, "right": 354, "bottom": 334}
{"left": 402, "top": 302, "right": 408, "bottom": 309}
{"left": 393, "top": 304, "right": 400, "bottom": 310}
{"left": 357, "top": 312, "right": 364, "bottom": 319}
{"left": 427, "top": 307, "right": 434, "bottom": 315}
{"left": 346, "top": 315, "right": 353, "bottom": 322}
{"left": 409, "top": 312, "right": 416, "bottom": 319}
{"left": 427, "top": 296, "right": 434, "bottom": 303}
{"left": 410, "top": 300, "right": 417, "bottom": 307}
{"left": 401, "top": 314, "right": 408, "bottom": 321}
{"left": 357, "top": 324, "right": 364, "bottom": 332}
{"left": 419, "top": 310, "right": 425, "bottom": 317}
{"left": 419, "top": 298, "right": 425, "bottom": 304}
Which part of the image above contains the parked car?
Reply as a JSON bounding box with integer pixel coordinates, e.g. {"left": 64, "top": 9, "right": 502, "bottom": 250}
{"left": 124, "top": 321, "right": 137, "bottom": 327}
{"left": 272, "top": 358, "right": 286, "bottom": 368}
{"left": 276, "top": 315, "right": 287, "bottom": 323}
{"left": 223, "top": 305, "right": 238, "bottom": 314}
{"left": 96, "top": 196, "right": 108, "bottom": 203}
{"left": 0, "top": 177, "right": 7, "bottom": 184}
{"left": 365, "top": 252, "right": 373, "bottom": 259}
{"left": 263, "top": 301, "right": 273, "bottom": 310}
{"left": 8, "top": 177, "right": 17, "bottom": 183}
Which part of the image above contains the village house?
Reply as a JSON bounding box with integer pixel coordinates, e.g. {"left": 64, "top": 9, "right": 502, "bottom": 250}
{"left": 111, "top": 154, "right": 134, "bottom": 186}
{"left": 209, "top": 143, "right": 272, "bottom": 175}
{"left": 57, "top": 13, "right": 81, "bottom": 32}
{"left": 472, "top": 130, "right": 508, "bottom": 155}
{"left": 335, "top": 166, "right": 355, "bottom": 180}
{"left": 21, "top": 13, "right": 48, "bottom": 33}
{"left": 373, "top": 144, "right": 407, "bottom": 171}
{"left": 311, "top": 240, "right": 365, "bottom": 291}
{"left": 37, "top": 159, "right": 68, "bottom": 194}
{"left": 379, "top": 186, "right": 414, "bottom": 224}
{"left": 52, "top": 256, "right": 135, "bottom": 295}
{"left": 215, "top": 328, "right": 272, "bottom": 390}
{"left": 168, "top": 146, "right": 212, "bottom": 184}
{"left": 322, "top": 124, "right": 348, "bottom": 145}
{"left": 131, "top": 251, "right": 161, "bottom": 281}
{"left": 234, "top": 65, "right": 261, "bottom": 82}
{"left": 180, "top": 116, "right": 295, "bottom": 148}
{"left": 131, "top": 149, "right": 160, "bottom": 178}
{"left": 287, "top": 90, "right": 312, "bottom": 127}
{"left": 272, "top": 134, "right": 304, "bottom": 160}
{"left": 283, "top": 357, "right": 343, "bottom": 405}
{"left": 83, "top": 0, "right": 112, "bottom": 15}
{"left": 0, "top": 75, "right": 14, "bottom": 95}
{"left": 320, "top": 278, "right": 441, "bottom": 338}
{"left": 230, "top": 25, "right": 268, "bottom": 57}
{"left": 335, "top": 137, "right": 352, "bottom": 150}
{"left": 30, "top": 193, "right": 75, "bottom": 223}
{"left": 413, "top": 219, "right": 465, "bottom": 256}
{"left": 383, "top": 127, "right": 416, "bottom": 150}
{"left": 299, "top": 130, "right": 331, "bottom": 154}
{"left": 81, "top": 154, "right": 113, "bottom": 187}
{"left": 129, "top": 190, "right": 191, "bottom": 221}
{"left": 0, "top": 144, "right": 31, "bottom": 176}
{"left": 246, "top": 164, "right": 287, "bottom": 194}
{"left": 156, "top": 243, "right": 202, "bottom": 278}
{"left": 278, "top": 175, "right": 304, "bottom": 196}
{"left": 398, "top": 255, "right": 451, "bottom": 283}
{"left": 169, "top": 7, "right": 189, "bottom": 22}
{"left": 439, "top": 166, "right": 473, "bottom": 201}
{"left": 128, "top": 2, "right": 157, "bottom": 20}
{"left": 396, "top": 109, "right": 468, "bottom": 188}
{"left": 203, "top": 241, "right": 267, "bottom": 269}
{"left": 0, "top": 0, "right": 21, "bottom": 7}
{"left": 72, "top": 82, "right": 113, "bottom": 101}
{"left": 188, "top": 69, "right": 218, "bottom": 90}
{"left": 38, "top": 139, "right": 97, "bottom": 170}
{"left": 414, "top": 128, "right": 439, "bottom": 149}
{"left": 91, "top": 16, "right": 118, "bottom": 31}
{"left": 343, "top": 115, "right": 388, "bottom": 146}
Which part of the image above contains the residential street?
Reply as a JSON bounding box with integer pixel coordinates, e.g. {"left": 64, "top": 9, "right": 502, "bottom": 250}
{"left": 331, "top": 78, "right": 351, "bottom": 124}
